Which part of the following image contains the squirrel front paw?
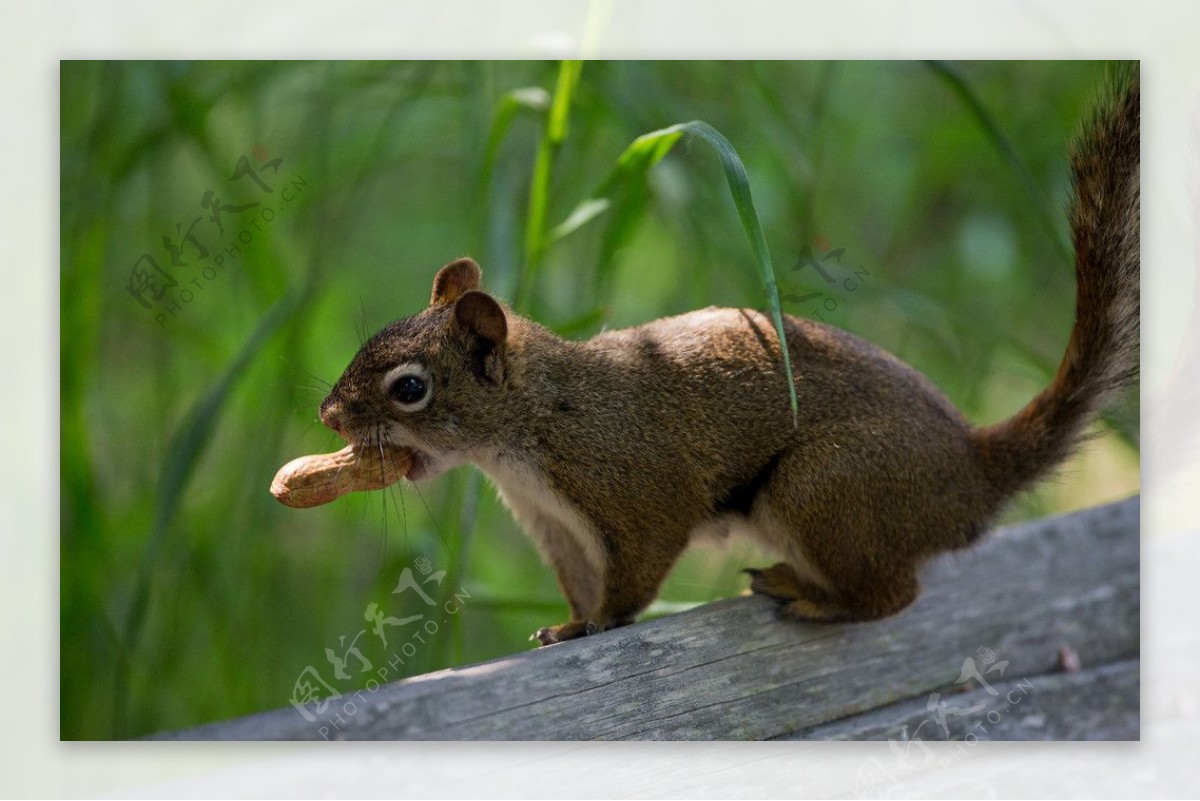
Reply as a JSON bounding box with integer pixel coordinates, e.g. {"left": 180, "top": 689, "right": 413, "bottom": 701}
{"left": 530, "top": 620, "right": 593, "bottom": 646}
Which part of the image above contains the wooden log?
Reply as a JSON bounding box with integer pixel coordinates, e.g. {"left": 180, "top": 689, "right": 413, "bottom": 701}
{"left": 152, "top": 496, "right": 1139, "bottom": 741}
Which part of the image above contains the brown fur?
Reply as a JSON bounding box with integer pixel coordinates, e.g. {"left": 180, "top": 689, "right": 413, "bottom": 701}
{"left": 319, "top": 73, "right": 1139, "bottom": 644}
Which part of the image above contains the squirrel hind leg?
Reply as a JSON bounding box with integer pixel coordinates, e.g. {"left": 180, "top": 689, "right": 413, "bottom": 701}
{"left": 746, "top": 561, "right": 922, "bottom": 623}
{"left": 745, "top": 562, "right": 815, "bottom": 602}
{"left": 745, "top": 562, "right": 848, "bottom": 621}
{"left": 822, "top": 572, "right": 920, "bottom": 623}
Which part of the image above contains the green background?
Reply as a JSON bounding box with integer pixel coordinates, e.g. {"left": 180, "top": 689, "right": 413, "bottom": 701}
{"left": 60, "top": 60, "right": 1139, "bottom": 739}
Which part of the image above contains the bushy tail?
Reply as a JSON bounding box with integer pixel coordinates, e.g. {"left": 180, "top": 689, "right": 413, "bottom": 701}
{"left": 974, "top": 68, "right": 1140, "bottom": 500}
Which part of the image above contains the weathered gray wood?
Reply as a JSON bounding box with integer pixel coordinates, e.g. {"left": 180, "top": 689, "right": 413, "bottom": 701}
{"left": 784, "top": 659, "right": 1139, "bottom": 741}
{"left": 154, "top": 496, "right": 1139, "bottom": 741}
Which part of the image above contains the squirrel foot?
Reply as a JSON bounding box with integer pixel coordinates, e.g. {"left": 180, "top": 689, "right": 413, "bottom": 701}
{"left": 530, "top": 620, "right": 591, "bottom": 646}
{"left": 745, "top": 563, "right": 855, "bottom": 622}
{"left": 744, "top": 562, "right": 806, "bottom": 602}
{"left": 530, "top": 614, "right": 637, "bottom": 646}
{"left": 776, "top": 597, "right": 853, "bottom": 624}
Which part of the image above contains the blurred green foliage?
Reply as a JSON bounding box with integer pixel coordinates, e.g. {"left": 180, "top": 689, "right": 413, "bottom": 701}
{"left": 60, "top": 60, "right": 1138, "bottom": 739}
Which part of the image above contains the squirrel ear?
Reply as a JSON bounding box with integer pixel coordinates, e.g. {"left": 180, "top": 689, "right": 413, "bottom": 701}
{"left": 430, "top": 258, "right": 482, "bottom": 306}
{"left": 454, "top": 290, "right": 507, "bottom": 346}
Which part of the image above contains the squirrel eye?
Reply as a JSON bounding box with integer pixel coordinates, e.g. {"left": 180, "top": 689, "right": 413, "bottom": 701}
{"left": 391, "top": 375, "right": 427, "bottom": 405}
{"left": 382, "top": 363, "right": 433, "bottom": 412}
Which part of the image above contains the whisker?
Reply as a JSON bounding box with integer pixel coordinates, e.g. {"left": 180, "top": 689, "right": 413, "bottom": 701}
{"left": 378, "top": 487, "right": 388, "bottom": 562}
{"left": 391, "top": 482, "right": 409, "bottom": 552}
{"left": 279, "top": 355, "right": 334, "bottom": 391}
{"left": 376, "top": 424, "right": 390, "bottom": 559}
{"left": 358, "top": 296, "right": 371, "bottom": 348}
{"left": 412, "top": 481, "right": 458, "bottom": 561}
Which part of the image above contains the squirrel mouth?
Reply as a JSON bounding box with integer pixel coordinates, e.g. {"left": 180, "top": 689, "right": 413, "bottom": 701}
{"left": 342, "top": 420, "right": 452, "bottom": 484}
{"left": 343, "top": 430, "right": 433, "bottom": 484}
{"left": 405, "top": 449, "right": 432, "bottom": 482}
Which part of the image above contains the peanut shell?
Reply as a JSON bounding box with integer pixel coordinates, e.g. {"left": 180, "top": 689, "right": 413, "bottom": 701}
{"left": 270, "top": 444, "right": 413, "bottom": 508}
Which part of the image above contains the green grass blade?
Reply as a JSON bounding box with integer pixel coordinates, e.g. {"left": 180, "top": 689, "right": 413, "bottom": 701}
{"left": 514, "top": 60, "right": 584, "bottom": 313}
{"left": 682, "top": 121, "right": 799, "bottom": 425}
{"left": 548, "top": 197, "right": 611, "bottom": 242}
{"left": 926, "top": 61, "right": 1072, "bottom": 264}
{"left": 547, "top": 60, "right": 583, "bottom": 143}
{"left": 112, "top": 288, "right": 305, "bottom": 737}
{"left": 548, "top": 120, "right": 800, "bottom": 424}
{"left": 479, "top": 86, "right": 551, "bottom": 201}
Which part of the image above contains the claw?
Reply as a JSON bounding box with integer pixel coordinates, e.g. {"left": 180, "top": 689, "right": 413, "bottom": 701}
{"left": 530, "top": 620, "right": 591, "bottom": 646}
{"left": 530, "top": 626, "right": 556, "bottom": 646}
{"left": 746, "top": 563, "right": 806, "bottom": 603}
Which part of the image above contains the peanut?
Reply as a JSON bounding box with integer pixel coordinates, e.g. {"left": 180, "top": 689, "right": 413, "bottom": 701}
{"left": 270, "top": 444, "right": 414, "bottom": 508}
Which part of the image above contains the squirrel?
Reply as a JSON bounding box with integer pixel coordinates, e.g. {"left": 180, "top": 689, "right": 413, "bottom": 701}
{"left": 318, "top": 73, "right": 1139, "bottom": 646}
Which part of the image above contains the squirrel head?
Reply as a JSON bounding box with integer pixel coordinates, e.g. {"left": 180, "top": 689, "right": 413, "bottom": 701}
{"left": 320, "top": 257, "right": 515, "bottom": 480}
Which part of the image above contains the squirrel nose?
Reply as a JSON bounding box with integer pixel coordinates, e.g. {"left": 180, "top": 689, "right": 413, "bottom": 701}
{"left": 319, "top": 399, "right": 344, "bottom": 433}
